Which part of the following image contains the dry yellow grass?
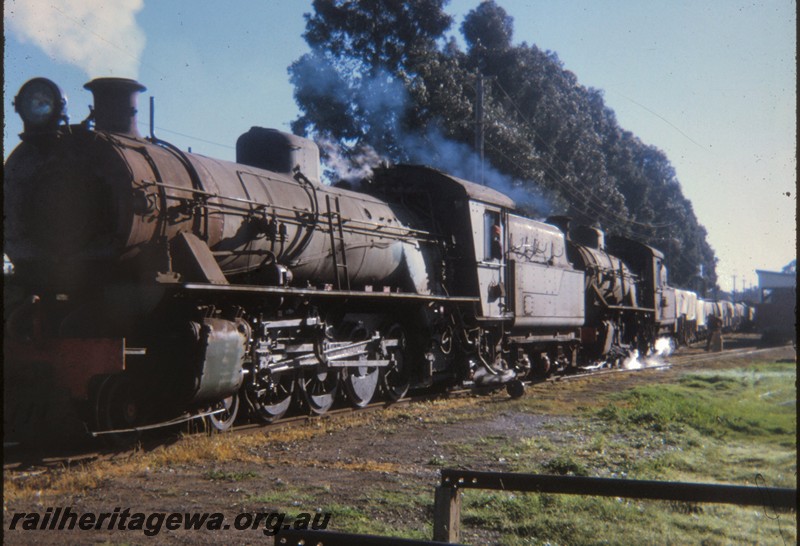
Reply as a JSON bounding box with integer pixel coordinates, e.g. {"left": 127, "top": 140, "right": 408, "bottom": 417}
{"left": 4, "top": 423, "right": 324, "bottom": 502}
{"left": 4, "top": 394, "right": 482, "bottom": 503}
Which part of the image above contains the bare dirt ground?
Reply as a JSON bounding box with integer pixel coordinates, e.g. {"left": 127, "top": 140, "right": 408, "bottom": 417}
{"left": 3, "top": 338, "right": 795, "bottom": 545}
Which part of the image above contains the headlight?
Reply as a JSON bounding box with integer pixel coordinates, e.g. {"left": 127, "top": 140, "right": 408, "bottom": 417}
{"left": 14, "top": 77, "right": 67, "bottom": 132}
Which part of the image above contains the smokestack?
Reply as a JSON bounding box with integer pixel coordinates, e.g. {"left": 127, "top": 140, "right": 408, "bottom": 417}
{"left": 83, "top": 78, "right": 146, "bottom": 137}
{"left": 572, "top": 225, "right": 606, "bottom": 250}
{"left": 546, "top": 215, "right": 572, "bottom": 238}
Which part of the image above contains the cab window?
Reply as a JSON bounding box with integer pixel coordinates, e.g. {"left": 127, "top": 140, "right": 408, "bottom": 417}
{"left": 484, "top": 211, "right": 503, "bottom": 261}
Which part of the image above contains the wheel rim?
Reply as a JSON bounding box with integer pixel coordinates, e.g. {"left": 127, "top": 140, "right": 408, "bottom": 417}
{"left": 207, "top": 393, "right": 240, "bottom": 432}
{"left": 343, "top": 361, "right": 379, "bottom": 408}
{"left": 94, "top": 374, "right": 140, "bottom": 446}
{"left": 246, "top": 372, "right": 294, "bottom": 423}
{"left": 381, "top": 324, "right": 410, "bottom": 401}
{"left": 297, "top": 367, "right": 339, "bottom": 414}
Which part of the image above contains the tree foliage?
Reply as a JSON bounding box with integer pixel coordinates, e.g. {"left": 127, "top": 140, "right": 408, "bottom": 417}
{"left": 288, "top": 0, "right": 718, "bottom": 290}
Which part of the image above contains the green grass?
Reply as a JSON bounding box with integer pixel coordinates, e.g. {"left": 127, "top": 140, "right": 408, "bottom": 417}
{"left": 463, "top": 491, "right": 655, "bottom": 545}
{"left": 541, "top": 454, "right": 589, "bottom": 476}
{"left": 455, "top": 360, "right": 796, "bottom": 545}
{"left": 598, "top": 362, "right": 796, "bottom": 444}
{"left": 247, "top": 482, "right": 332, "bottom": 511}
{"left": 246, "top": 479, "right": 433, "bottom": 540}
{"left": 321, "top": 502, "right": 432, "bottom": 540}
{"left": 463, "top": 489, "right": 795, "bottom": 545}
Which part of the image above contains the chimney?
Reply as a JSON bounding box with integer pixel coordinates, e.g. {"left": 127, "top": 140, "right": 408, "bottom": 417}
{"left": 83, "top": 78, "right": 146, "bottom": 137}
{"left": 546, "top": 215, "right": 572, "bottom": 238}
{"left": 572, "top": 225, "right": 606, "bottom": 250}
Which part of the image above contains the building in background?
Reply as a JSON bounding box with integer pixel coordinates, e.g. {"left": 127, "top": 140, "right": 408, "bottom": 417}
{"left": 755, "top": 261, "right": 796, "bottom": 344}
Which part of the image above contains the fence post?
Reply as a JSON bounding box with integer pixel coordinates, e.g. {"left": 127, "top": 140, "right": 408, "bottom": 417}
{"left": 433, "top": 484, "right": 461, "bottom": 543}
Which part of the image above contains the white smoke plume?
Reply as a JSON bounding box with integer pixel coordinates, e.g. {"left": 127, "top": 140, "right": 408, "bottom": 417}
{"left": 317, "top": 137, "right": 384, "bottom": 185}
{"left": 6, "top": 0, "right": 146, "bottom": 78}
{"left": 300, "top": 52, "right": 553, "bottom": 215}
{"left": 399, "top": 125, "right": 553, "bottom": 215}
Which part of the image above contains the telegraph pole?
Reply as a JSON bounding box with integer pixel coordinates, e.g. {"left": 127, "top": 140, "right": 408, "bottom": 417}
{"left": 474, "top": 73, "right": 485, "bottom": 185}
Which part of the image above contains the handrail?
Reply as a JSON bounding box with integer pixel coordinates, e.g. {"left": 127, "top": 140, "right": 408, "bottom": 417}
{"left": 433, "top": 469, "right": 796, "bottom": 543}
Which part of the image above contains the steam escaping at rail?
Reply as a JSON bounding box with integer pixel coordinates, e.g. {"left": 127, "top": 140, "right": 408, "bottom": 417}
{"left": 622, "top": 337, "right": 675, "bottom": 370}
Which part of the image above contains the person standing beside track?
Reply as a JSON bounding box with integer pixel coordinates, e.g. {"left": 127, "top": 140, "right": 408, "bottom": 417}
{"left": 705, "top": 313, "right": 723, "bottom": 351}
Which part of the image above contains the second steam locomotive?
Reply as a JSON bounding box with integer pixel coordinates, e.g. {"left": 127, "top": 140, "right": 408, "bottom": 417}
{"left": 3, "top": 77, "right": 719, "bottom": 444}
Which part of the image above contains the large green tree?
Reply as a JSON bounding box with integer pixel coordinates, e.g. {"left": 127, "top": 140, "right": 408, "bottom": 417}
{"left": 290, "top": 0, "right": 453, "bottom": 154}
{"left": 289, "top": 0, "right": 718, "bottom": 290}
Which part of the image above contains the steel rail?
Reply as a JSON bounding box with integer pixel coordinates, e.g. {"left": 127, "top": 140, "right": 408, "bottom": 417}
{"left": 439, "top": 469, "right": 796, "bottom": 509}
{"left": 5, "top": 341, "right": 787, "bottom": 471}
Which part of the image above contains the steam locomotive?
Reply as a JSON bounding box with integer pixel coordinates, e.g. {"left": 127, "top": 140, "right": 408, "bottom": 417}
{"left": 3, "top": 77, "right": 707, "bottom": 444}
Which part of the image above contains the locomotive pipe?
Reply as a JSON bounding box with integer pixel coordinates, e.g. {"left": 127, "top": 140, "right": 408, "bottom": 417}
{"left": 150, "top": 95, "right": 156, "bottom": 140}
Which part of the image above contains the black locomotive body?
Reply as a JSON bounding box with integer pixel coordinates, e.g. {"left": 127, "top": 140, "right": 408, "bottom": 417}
{"left": 3, "top": 77, "right": 696, "bottom": 444}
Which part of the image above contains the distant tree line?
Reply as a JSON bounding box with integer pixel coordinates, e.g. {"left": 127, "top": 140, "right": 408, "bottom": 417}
{"left": 288, "top": 0, "right": 718, "bottom": 290}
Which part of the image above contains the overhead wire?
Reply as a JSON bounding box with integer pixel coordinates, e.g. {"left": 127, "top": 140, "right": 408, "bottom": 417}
{"left": 491, "top": 81, "right": 670, "bottom": 237}
{"left": 141, "top": 124, "right": 236, "bottom": 151}
{"left": 483, "top": 78, "right": 710, "bottom": 282}
{"left": 488, "top": 78, "right": 676, "bottom": 236}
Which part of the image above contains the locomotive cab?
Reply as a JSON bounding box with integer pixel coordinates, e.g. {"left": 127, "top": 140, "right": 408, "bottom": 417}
{"left": 367, "top": 164, "right": 516, "bottom": 313}
{"left": 469, "top": 202, "right": 511, "bottom": 320}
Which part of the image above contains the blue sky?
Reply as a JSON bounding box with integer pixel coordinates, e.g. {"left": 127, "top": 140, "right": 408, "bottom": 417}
{"left": 4, "top": 0, "right": 796, "bottom": 292}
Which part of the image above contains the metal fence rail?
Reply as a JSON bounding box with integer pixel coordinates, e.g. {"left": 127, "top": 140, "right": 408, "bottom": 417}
{"left": 434, "top": 469, "right": 797, "bottom": 543}
{"left": 275, "top": 528, "right": 462, "bottom": 545}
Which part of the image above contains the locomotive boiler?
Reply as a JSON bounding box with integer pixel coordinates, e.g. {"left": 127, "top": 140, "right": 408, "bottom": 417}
{"left": 4, "top": 76, "right": 691, "bottom": 445}
{"left": 5, "top": 79, "right": 432, "bottom": 294}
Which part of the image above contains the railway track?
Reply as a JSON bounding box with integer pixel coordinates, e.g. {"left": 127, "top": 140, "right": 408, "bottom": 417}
{"left": 545, "top": 343, "right": 789, "bottom": 384}
{"left": 2, "top": 391, "right": 422, "bottom": 472}
{"left": 4, "top": 340, "right": 792, "bottom": 472}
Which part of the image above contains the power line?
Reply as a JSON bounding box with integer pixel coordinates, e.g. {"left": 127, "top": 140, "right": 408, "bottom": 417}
{"left": 489, "top": 79, "right": 674, "bottom": 234}
{"left": 491, "top": 79, "right": 669, "bottom": 233}
{"left": 142, "top": 124, "right": 235, "bottom": 150}
{"left": 607, "top": 89, "right": 708, "bottom": 151}
{"left": 468, "top": 99, "right": 698, "bottom": 275}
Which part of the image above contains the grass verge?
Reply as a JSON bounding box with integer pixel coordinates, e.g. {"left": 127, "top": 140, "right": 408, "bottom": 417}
{"left": 458, "top": 359, "right": 796, "bottom": 545}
